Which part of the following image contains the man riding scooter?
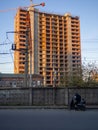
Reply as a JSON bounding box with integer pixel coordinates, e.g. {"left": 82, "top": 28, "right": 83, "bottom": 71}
{"left": 70, "top": 93, "right": 86, "bottom": 110}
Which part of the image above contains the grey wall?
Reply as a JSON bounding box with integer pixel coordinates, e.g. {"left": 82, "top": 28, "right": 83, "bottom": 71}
{"left": 68, "top": 87, "right": 98, "bottom": 105}
{"left": 0, "top": 87, "right": 98, "bottom": 106}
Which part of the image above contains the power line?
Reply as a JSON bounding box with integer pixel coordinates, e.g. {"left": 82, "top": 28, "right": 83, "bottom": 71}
{"left": 0, "top": 52, "right": 11, "bottom": 55}
{"left": 0, "top": 43, "right": 11, "bottom": 45}
{"left": 0, "top": 62, "right": 13, "bottom": 64}
{"left": 82, "top": 38, "right": 98, "bottom": 40}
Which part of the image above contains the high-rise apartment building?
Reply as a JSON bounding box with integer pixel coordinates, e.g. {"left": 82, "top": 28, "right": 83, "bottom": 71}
{"left": 14, "top": 8, "right": 81, "bottom": 87}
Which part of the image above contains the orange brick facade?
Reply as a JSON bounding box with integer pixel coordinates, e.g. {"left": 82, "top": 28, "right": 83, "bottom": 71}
{"left": 14, "top": 8, "right": 81, "bottom": 87}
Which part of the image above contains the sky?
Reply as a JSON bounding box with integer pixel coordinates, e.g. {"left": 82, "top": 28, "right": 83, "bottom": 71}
{"left": 0, "top": 0, "right": 98, "bottom": 73}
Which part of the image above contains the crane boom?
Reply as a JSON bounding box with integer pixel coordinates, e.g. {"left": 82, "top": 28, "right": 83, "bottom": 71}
{"left": 0, "top": 2, "right": 45, "bottom": 13}
{"left": 0, "top": 7, "right": 28, "bottom": 12}
{"left": 0, "top": 8, "right": 18, "bottom": 12}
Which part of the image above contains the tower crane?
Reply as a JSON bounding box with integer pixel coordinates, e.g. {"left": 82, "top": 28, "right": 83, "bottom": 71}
{"left": 0, "top": 2, "right": 45, "bottom": 12}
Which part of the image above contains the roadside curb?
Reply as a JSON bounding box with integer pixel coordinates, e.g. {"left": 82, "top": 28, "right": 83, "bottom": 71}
{"left": 0, "top": 106, "right": 68, "bottom": 109}
{"left": 0, "top": 105, "right": 98, "bottom": 109}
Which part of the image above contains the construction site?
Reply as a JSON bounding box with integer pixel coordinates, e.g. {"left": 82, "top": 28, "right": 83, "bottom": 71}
{"left": 14, "top": 1, "right": 81, "bottom": 87}
{"left": 0, "top": 0, "right": 81, "bottom": 87}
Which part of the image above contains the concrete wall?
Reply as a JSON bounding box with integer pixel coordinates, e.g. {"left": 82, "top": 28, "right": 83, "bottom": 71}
{"left": 68, "top": 87, "right": 98, "bottom": 105}
{"left": 0, "top": 87, "right": 98, "bottom": 106}
{"left": 0, "top": 88, "right": 30, "bottom": 105}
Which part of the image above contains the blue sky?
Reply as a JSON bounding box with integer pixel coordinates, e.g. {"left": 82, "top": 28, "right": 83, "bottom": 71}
{"left": 0, "top": 0, "right": 98, "bottom": 73}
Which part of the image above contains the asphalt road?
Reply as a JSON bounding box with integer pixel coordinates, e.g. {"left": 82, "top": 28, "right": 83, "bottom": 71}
{"left": 0, "top": 109, "right": 98, "bottom": 130}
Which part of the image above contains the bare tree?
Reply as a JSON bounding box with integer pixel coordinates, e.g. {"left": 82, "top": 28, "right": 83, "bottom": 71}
{"left": 59, "top": 61, "right": 98, "bottom": 87}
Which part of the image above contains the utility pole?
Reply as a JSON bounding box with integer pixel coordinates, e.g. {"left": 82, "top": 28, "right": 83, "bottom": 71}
{"left": 10, "top": 30, "right": 29, "bottom": 87}
{"left": 24, "top": 28, "right": 29, "bottom": 87}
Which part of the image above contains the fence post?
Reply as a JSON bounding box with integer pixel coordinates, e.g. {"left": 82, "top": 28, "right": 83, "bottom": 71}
{"left": 29, "top": 88, "right": 32, "bottom": 106}
{"left": 67, "top": 87, "right": 70, "bottom": 108}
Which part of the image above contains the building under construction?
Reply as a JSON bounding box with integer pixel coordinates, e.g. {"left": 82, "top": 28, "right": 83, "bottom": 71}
{"left": 14, "top": 7, "right": 81, "bottom": 87}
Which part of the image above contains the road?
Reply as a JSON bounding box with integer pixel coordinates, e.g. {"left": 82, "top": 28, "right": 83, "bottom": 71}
{"left": 0, "top": 109, "right": 98, "bottom": 130}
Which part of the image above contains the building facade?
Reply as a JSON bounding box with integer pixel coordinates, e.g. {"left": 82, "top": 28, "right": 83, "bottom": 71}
{"left": 14, "top": 8, "right": 81, "bottom": 87}
{"left": 0, "top": 74, "right": 43, "bottom": 88}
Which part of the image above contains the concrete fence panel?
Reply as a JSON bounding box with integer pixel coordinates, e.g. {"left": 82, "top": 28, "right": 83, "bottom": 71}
{"left": 0, "top": 87, "right": 98, "bottom": 106}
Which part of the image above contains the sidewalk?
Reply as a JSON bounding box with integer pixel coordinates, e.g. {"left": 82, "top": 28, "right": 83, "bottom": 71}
{"left": 0, "top": 105, "right": 68, "bottom": 109}
{"left": 0, "top": 105, "right": 98, "bottom": 109}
